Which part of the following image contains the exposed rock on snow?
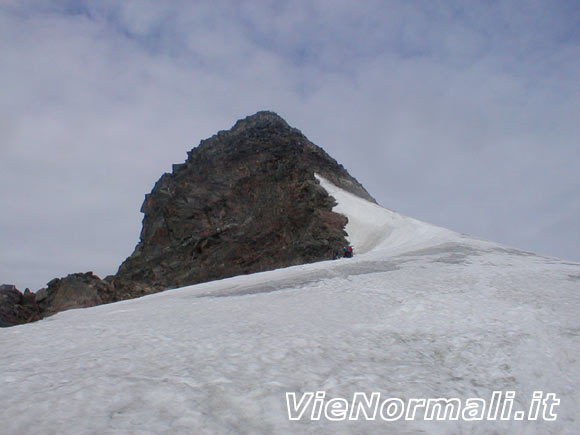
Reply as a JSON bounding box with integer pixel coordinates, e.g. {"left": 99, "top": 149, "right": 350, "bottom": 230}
{"left": 36, "top": 272, "right": 115, "bottom": 316}
{"left": 1, "top": 179, "right": 578, "bottom": 434}
{"left": 1, "top": 273, "right": 114, "bottom": 325}
{"left": 113, "top": 111, "right": 373, "bottom": 296}
{"left": 2, "top": 112, "right": 375, "bottom": 324}
{"left": 0, "top": 284, "right": 41, "bottom": 327}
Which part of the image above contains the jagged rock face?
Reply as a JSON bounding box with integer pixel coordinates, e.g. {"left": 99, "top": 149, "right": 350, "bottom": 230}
{"left": 36, "top": 272, "right": 114, "bottom": 316}
{"left": 0, "top": 112, "right": 376, "bottom": 326}
{"left": 0, "top": 285, "right": 41, "bottom": 327}
{"left": 0, "top": 273, "right": 114, "bottom": 326}
{"left": 114, "top": 111, "right": 375, "bottom": 295}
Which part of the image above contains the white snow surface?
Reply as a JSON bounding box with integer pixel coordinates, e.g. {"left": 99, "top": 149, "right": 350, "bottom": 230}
{"left": 1, "top": 176, "right": 579, "bottom": 434}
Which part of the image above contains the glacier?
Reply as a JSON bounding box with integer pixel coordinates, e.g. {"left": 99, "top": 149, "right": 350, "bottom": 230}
{"left": 1, "top": 176, "right": 579, "bottom": 434}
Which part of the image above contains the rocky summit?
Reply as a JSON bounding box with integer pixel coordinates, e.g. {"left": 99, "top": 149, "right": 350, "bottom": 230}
{"left": 0, "top": 111, "right": 375, "bottom": 326}
{"left": 112, "top": 111, "right": 375, "bottom": 298}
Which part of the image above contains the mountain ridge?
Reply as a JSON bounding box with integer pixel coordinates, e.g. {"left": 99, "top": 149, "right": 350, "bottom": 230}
{"left": 1, "top": 111, "right": 376, "bottom": 325}
{"left": 2, "top": 176, "right": 578, "bottom": 433}
{"left": 112, "top": 111, "right": 375, "bottom": 298}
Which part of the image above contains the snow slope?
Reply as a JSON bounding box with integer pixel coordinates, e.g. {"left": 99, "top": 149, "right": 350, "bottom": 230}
{"left": 1, "top": 177, "right": 579, "bottom": 434}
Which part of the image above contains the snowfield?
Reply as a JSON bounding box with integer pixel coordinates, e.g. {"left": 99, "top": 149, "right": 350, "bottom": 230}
{"left": 1, "top": 176, "right": 579, "bottom": 434}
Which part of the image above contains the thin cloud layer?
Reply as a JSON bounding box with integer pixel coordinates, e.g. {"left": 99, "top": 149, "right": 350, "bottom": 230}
{"left": 1, "top": 0, "right": 579, "bottom": 291}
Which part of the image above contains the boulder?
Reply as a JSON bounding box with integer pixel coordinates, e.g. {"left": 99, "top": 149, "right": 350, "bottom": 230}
{"left": 0, "top": 284, "right": 41, "bottom": 327}
{"left": 37, "top": 272, "right": 114, "bottom": 316}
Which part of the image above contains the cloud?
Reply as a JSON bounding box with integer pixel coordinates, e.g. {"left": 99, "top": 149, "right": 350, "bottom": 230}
{"left": 1, "top": 0, "right": 579, "bottom": 290}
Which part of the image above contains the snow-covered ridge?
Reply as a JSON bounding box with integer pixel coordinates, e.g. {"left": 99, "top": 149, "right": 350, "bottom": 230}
{"left": 1, "top": 175, "right": 579, "bottom": 434}
{"left": 315, "top": 173, "right": 460, "bottom": 255}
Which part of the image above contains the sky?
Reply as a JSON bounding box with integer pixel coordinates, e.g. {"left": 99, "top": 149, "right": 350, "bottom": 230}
{"left": 1, "top": 0, "right": 579, "bottom": 292}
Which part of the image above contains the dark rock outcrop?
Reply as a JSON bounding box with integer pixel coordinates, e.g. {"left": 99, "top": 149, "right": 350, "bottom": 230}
{"left": 113, "top": 111, "right": 375, "bottom": 296}
{"left": 0, "top": 285, "right": 41, "bottom": 327}
{"left": 1, "top": 273, "right": 114, "bottom": 326}
{"left": 1, "top": 111, "right": 376, "bottom": 326}
{"left": 36, "top": 272, "right": 114, "bottom": 316}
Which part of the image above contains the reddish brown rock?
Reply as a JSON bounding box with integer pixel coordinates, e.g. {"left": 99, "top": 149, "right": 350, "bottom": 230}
{"left": 2, "top": 111, "right": 377, "bottom": 325}
{"left": 113, "top": 111, "right": 375, "bottom": 296}
{"left": 36, "top": 272, "right": 115, "bottom": 316}
{"left": 0, "top": 285, "right": 41, "bottom": 327}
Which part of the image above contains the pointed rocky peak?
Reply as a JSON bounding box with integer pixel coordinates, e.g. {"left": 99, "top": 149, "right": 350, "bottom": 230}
{"left": 192, "top": 110, "right": 304, "bottom": 158}
{"left": 113, "top": 111, "right": 377, "bottom": 297}
{"left": 1, "top": 112, "right": 380, "bottom": 325}
{"left": 183, "top": 111, "right": 376, "bottom": 203}
{"left": 230, "top": 111, "right": 297, "bottom": 134}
